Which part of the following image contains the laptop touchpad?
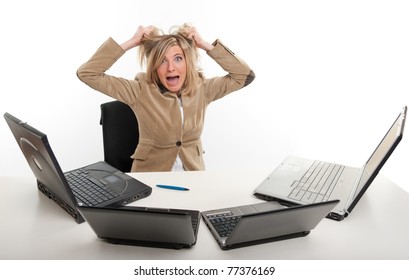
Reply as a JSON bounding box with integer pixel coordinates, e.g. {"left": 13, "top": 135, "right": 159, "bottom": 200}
{"left": 238, "top": 205, "right": 258, "bottom": 215}
{"left": 238, "top": 202, "right": 283, "bottom": 215}
{"left": 282, "top": 163, "right": 302, "bottom": 173}
{"left": 253, "top": 202, "right": 284, "bottom": 212}
{"left": 102, "top": 175, "right": 127, "bottom": 194}
{"left": 104, "top": 174, "right": 121, "bottom": 183}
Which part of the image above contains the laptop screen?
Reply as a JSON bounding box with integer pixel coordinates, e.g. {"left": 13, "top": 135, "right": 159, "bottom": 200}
{"left": 351, "top": 106, "right": 406, "bottom": 207}
{"left": 4, "top": 113, "right": 78, "bottom": 210}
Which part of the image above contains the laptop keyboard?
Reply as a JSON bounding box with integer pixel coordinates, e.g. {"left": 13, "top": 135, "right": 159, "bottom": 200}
{"left": 206, "top": 211, "right": 241, "bottom": 237}
{"left": 65, "top": 168, "right": 119, "bottom": 206}
{"left": 288, "top": 160, "right": 345, "bottom": 203}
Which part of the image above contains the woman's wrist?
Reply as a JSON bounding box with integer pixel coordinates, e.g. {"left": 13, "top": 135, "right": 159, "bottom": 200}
{"left": 120, "top": 39, "right": 137, "bottom": 51}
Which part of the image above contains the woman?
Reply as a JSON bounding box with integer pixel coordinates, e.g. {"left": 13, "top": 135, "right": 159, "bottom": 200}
{"left": 77, "top": 23, "right": 255, "bottom": 172}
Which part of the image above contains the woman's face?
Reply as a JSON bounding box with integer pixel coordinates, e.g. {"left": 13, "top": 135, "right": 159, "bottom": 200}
{"left": 156, "top": 45, "right": 187, "bottom": 94}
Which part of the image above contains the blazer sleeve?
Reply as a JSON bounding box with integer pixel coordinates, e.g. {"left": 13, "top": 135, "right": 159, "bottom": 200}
{"left": 76, "top": 37, "right": 141, "bottom": 105}
{"left": 204, "top": 39, "right": 255, "bottom": 102}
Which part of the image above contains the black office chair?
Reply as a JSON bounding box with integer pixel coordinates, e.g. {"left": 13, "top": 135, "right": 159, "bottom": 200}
{"left": 100, "top": 100, "right": 139, "bottom": 172}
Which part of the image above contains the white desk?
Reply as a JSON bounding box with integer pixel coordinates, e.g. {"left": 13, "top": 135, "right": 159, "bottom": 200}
{"left": 1, "top": 169, "right": 408, "bottom": 260}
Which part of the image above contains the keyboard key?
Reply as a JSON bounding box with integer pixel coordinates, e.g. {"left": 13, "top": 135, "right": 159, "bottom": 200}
{"left": 288, "top": 161, "right": 344, "bottom": 203}
{"left": 207, "top": 211, "right": 241, "bottom": 237}
{"left": 65, "top": 168, "right": 119, "bottom": 206}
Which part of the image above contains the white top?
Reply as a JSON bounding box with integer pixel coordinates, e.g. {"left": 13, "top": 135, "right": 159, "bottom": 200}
{"left": 172, "top": 97, "right": 185, "bottom": 172}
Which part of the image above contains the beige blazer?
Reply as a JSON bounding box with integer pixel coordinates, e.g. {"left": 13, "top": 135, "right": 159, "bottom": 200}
{"left": 77, "top": 37, "right": 255, "bottom": 172}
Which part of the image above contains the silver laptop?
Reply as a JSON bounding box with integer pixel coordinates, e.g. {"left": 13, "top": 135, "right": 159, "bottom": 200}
{"left": 253, "top": 106, "right": 406, "bottom": 221}
{"left": 201, "top": 200, "right": 339, "bottom": 250}
{"left": 4, "top": 112, "right": 152, "bottom": 224}
{"left": 78, "top": 205, "right": 200, "bottom": 249}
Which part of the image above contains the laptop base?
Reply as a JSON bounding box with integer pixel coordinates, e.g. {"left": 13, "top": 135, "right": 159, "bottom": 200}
{"left": 103, "top": 237, "right": 196, "bottom": 250}
{"left": 220, "top": 231, "right": 310, "bottom": 250}
{"left": 253, "top": 192, "right": 347, "bottom": 221}
{"left": 37, "top": 180, "right": 85, "bottom": 224}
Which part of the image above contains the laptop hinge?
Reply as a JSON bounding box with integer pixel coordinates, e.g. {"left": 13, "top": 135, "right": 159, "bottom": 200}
{"left": 345, "top": 167, "right": 364, "bottom": 212}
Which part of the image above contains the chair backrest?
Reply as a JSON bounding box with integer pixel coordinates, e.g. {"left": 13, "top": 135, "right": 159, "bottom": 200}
{"left": 100, "top": 100, "right": 139, "bottom": 172}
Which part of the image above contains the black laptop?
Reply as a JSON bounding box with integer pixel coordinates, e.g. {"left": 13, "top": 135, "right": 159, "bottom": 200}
{"left": 201, "top": 200, "right": 339, "bottom": 250}
{"left": 4, "top": 112, "right": 152, "bottom": 224}
{"left": 78, "top": 205, "right": 201, "bottom": 249}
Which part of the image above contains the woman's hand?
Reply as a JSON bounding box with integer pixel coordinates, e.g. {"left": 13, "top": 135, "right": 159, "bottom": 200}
{"left": 186, "top": 26, "right": 214, "bottom": 51}
{"left": 121, "top": 25, "right": 155, "bottom": 51}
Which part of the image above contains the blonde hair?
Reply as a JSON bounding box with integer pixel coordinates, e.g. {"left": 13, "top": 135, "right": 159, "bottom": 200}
{"left": 138, "top": 23, "right": 204, "bottom": 96}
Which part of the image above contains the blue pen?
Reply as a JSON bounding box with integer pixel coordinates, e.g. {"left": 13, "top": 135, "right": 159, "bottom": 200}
{"left": 156, "top": 184, "right": 190, "bottom": 191}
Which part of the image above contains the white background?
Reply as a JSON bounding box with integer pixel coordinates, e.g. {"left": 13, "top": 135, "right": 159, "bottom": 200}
{"left": 0, "top": 1, "right": 408, "bottom": 276}
{"left": 0, "top": 0, "right": 408, "bottom": 193}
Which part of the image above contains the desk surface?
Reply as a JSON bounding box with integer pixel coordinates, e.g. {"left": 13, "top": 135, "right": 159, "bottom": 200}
{"left": 1, "top": 169, "right": 408, "bottom": 260}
